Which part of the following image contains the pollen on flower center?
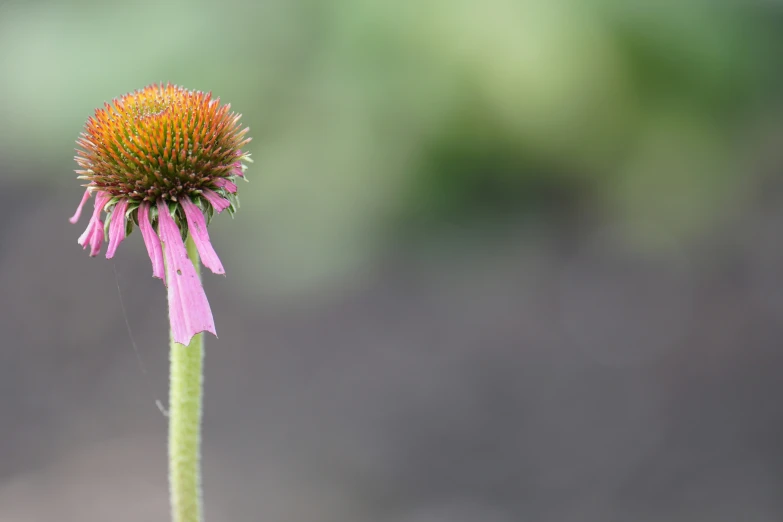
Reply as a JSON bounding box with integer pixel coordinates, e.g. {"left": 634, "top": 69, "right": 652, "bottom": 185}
{"left": 75, "top": 83, "right": 250, "bottom": 203}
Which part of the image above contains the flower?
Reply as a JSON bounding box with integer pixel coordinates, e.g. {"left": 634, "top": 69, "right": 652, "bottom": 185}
{"left": 70, "top": 83, "right": 251, "bottom": 345}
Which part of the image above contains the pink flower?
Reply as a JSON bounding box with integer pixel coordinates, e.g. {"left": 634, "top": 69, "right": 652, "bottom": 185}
{"left": 70, "top": 84, "right": 251, "bottom": 345}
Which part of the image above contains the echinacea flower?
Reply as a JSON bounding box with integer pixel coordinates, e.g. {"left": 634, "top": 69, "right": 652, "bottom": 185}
{"left": 70, "top": 83, "right": 251, "bottom": 345}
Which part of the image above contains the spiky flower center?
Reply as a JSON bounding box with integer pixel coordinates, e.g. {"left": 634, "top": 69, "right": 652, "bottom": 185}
{"left": 75, "top": 83, "right": 249, "bottom": 202}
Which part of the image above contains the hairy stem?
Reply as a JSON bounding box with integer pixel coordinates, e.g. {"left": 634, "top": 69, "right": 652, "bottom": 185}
{"left": 168, "top": 235, "right": 205, "bottom": 522}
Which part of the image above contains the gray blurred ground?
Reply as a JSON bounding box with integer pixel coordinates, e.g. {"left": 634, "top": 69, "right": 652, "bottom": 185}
{"left": 2, "top": 174, "right": 783, "bottom": 521}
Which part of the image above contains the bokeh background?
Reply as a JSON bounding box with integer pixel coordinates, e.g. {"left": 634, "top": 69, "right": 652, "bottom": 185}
{"left": 1, "top": 0, "right": 783, "bottom": 520}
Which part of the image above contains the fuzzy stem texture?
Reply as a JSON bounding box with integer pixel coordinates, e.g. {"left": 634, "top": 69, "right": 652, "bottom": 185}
{"left": 168, "top": 235, "right": 205, "bottom": 522}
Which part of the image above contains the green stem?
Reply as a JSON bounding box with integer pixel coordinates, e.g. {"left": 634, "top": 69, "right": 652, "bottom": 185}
{"left": 169, "top": 235, "right": 205, "bottom": 522}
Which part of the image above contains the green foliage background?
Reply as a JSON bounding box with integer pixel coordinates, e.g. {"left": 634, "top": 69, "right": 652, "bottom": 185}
{"left": 1, "top": 0, "right": 779, "bottom": 294}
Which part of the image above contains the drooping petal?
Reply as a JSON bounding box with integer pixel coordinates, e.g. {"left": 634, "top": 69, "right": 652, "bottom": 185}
{"left": 202, "top": 188, "right": 231, "bottom": 213}
{"left": 89, "top": 219, "right": 104, "bottom": 256}
{"left": 138, "top": 201, "right": 165, "bottom": 280}
{"left": 213, "top": 178, "right": 237, "bottom": 194}
{"left": 105, "top": 199, "right": 129, "bottom": 259}
{"left": 181, "top": 197, "right": 225, "bottom": 275}
{"left": 69, "top": 188, "right": 92, "bottom": 224}
{"left": 157, "top": 200, "right": 216, "bottom": 345}
{"left": 77, "top": 192, "right": 110, "bottom": 257}
{"left": 231, "top": 161, "right": 244, "bottom": 177}
{"left": 77, "top": 221, "right": 99, "bottom": 253}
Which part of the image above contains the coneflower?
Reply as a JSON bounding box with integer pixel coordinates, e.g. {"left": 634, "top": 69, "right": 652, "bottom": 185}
{"left": 69, "top": 83, "right": 251, "bottom": 522}
{"left": 69, "top": 83, "right": 250, "bottom": 345}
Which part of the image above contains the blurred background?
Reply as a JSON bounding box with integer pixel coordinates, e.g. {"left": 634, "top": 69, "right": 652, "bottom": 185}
{"left": 1, "top": 0, "right": 783, "bottom": 520}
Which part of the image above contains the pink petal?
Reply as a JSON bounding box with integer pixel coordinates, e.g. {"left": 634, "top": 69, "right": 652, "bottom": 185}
{"left": 202, "top": 188, "right": 231, "bottom": 213}
{"left": 157, "top": 200, "right": 216, "bottom": 345}
{"left": 89, "top": 220, "right": 104, "bottom": 256}
{"left": 69, "top": 189, "right": 92, "bottom": 224}
{"left": 105, "top": 199, "right": 129, "bottom": 259}
{"left": 213, "top": 178, "right": 237, "bottom": 194}
{"left": 231, "top": 161, "right": 244, "bottom": 177}
{"left": 138, "top": 201, "right": 165, "bottom": 280}
{"left": 77, "top": 222, "right": 96, "bottom": 250}
{"left": 181, "top": 197, "right": 225, "bottom": 275}
{"left": 77, "top": 192, "right": 110, "bottom": 257}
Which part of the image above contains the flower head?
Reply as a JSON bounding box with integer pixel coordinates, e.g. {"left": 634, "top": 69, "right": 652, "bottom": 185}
{"left": 70, "top": 83, "right": 251, "bottom": 345}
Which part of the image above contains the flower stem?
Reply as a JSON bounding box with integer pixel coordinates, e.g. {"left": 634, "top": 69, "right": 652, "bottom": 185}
{"left": 168, "top": 234, "right": 205, "bottom": 522}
